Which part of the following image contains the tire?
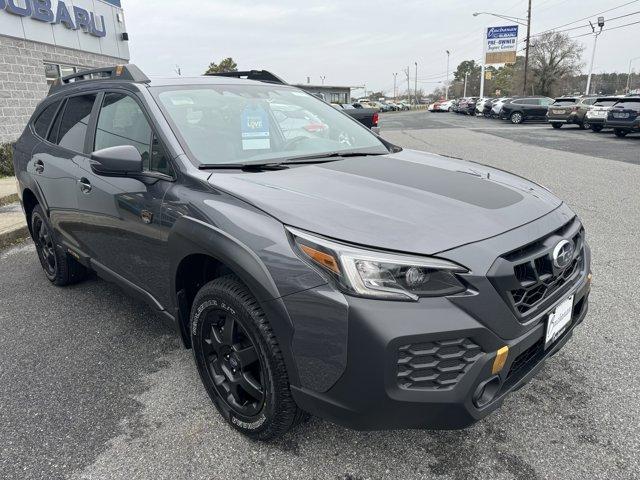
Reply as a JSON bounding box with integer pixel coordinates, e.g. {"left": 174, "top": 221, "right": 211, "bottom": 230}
{"left": 551, "top": 123, "right": 562, "bottom": 129}
{"left": 614, "top": 129, "right": 628, "bottom": 138}
{"left": 510, "top": 112, "right": 524, "bottom": 124}
{"left": 190, "top": 275, "right": 304, "bottom": 440}
{"left": 579, "top": 121, "right": 588, "bottom": 130}
{"left": 591, "top": 125, "right": 603, "bottom": 132}
{"left": 31, "top": 205, "right": 87, "bottom": 286}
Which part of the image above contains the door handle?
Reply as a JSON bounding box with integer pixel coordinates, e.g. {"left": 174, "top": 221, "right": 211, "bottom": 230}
{"left": 34, "top": 159, "right": 44, "bottom": 174}
{"left": 78, "top": 177, "right": 92, "bottom": 194}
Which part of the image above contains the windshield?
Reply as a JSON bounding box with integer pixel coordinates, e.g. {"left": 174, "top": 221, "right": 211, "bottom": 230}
{"left": 553, "top": 99, "right": 577, "bottom": 106}
{"left": 594, "top": 99, "right": 619, "bottom": 107}
{"left": 152, "top": 84, "right": 387, "bottom": 166}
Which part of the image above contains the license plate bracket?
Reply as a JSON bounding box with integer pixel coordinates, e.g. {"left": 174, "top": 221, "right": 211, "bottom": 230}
{"left": 545, "top": 295, "right": 574, "bottom": 349}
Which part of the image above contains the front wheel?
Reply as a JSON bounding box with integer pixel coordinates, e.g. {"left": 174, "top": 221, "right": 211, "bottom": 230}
{"left": 510, "top": 112, "right": 524, "bottom": 124}
{"left": 31, "top": 205, "right": 87, "bottom": 286}
{"left": 579, "top": 121, "right": 589, "bottom": 130}
{"left": 591, "top": 125, "right": 603, "bottom": 132}
{"left": 191, "top": 276, "right": 304, "bottom": 440}
{"left": 551, "top": 123, "right": 562, "bottom": 129}
{"left": 614, "top": 129, "right": 628, "bottom": 138}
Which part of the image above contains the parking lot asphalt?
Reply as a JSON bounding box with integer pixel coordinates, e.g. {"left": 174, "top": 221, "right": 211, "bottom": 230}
{"left": 2, "top": 110, "right": 639, "bottom": 480}
{"left": 380, "top": 110, "right": 640, "bottom": 166}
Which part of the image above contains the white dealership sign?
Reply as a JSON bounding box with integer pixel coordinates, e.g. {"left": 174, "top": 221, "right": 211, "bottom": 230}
{"left": 484, "top": 25, "right": 518, "bottom": 65}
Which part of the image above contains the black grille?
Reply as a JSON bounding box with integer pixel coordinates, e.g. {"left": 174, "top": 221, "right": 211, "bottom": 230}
{"left": 507, "top": 339, "right": 543, "bottom": 379}
{"left": 396, "top": 338, "right": 483, "bottom": 390}
{"left": 489, "top": 217, "right": 587, "bottom": 320}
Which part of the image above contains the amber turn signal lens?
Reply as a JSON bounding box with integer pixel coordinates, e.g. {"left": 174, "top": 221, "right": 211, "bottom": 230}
{"left": 492, "top": 346, "right": 509, "bottom": 375}
{"left": 300, "top": 244, "right": 341, "bottom": 274}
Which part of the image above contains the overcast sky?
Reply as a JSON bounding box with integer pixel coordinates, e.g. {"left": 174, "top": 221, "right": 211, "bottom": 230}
{"left": 124, "top": 0, "right": 640, "bottom": 95}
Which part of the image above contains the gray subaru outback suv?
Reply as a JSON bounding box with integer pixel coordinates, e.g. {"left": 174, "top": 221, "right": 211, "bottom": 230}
{"left": 13, "top": 65, "right": 591, "bottom": 440}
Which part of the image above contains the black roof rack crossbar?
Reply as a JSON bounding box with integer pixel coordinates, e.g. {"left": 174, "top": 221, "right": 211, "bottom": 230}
{"left": 205, "top": 70, "right": 287, "bottom": 85}
{"left": 48, "top": 64, "right": 150, "bottom": 95}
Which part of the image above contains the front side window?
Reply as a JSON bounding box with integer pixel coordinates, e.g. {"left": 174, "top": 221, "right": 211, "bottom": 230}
{"left": 95, "top": 93, "right": 173, "bottom": 176}
{"left": 54, "top": 94, "right": 97, "bottom": 151}
{"left": 152, "top": 84, "right": 387, "bottom": 166}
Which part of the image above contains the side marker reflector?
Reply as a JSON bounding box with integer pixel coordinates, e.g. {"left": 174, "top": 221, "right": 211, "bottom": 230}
{"left": 492, "top": 346, "right": 509, "bottom": 375}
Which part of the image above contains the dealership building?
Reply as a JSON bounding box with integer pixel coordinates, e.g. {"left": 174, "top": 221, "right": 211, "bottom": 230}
{"left": 0, "top": 0, "right": 129, "bottom": 143}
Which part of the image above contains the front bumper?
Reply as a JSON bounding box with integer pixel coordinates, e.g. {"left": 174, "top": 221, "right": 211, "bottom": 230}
{"left": 290, "top": 272, "right": 590, "bottom": 430}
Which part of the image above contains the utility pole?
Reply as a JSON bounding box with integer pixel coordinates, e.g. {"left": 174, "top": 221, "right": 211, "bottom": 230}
{"left": 405, "top": 66, "right": 410, "bottom": 104}
{"left": 414, "top": 62, "right": 418, "bottom": 106}
{"left": 626, "top": 56, "right": 640, "bottom": 93}
{"left": 445, "top": 50, "right": 450, "bottom": 100}
{"left": 585, "top": 17, "right": 605, "bottom": 95}
{"left": 393, "top": 72, "right": 398, "bottom": 101}
{"left": 522, "top": 0, "right": 532, "bottom": 95}
{"left": 320, "top": 75, "right": 326, "bottom": 85}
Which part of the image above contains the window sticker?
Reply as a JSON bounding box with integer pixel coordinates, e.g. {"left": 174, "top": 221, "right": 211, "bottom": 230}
{"left": 241, "top": 105, "right": 271, "bottom": 150}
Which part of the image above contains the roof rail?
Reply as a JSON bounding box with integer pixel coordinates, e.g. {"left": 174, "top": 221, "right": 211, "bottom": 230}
{"left": 48, "top": 64, "right": 150, "bottom": 95}
{"left": 205, "top": 70, "right": 287, "bottom": 85}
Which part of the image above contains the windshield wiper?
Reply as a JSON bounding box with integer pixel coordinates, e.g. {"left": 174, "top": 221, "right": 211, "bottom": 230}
{"left": 198, "top": 151, "right": 388, "bottom": 171}
{"left": 198, "top": 162, "right": 289, "bottom": 171}
{"left": 282, "top": 151, "right": 387, "bottom": 164}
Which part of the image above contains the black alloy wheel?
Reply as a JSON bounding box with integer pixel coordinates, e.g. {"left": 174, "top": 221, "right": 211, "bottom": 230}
{"left": 32, "top": 208, "right": 57, "bottom": 280}
{"left": 614, "top": 129, "right": 628, "bottom": 138}
{"left": 191, "top": 276, "right": 305, "bottom": 440}
{"left": 510, "top": 112, "right": 523, "bottom": 124}
{"left": 201, "top": 307, "right": 265, "bottom": 417}
{"left": 30, "top": 205, "right": 87, "bottom": 286}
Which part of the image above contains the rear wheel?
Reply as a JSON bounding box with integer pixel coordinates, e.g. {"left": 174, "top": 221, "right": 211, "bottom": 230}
{"left": 551, "top": 123, "right": 562, "bottom": 129}
{"left": 591, "top": 125, "right": 603, "bottom": 132}
{"left": 191, "top": 275, "right": 304, "bottom": 440}
{"left": 31, "top": 205, "right": 87, "bottom": 286}
{"left": 510, "top": 112, "right": 524, "bottom": 124}
{"left": 579, "top": 121, "right": 589, "bottom": 130}
{"left": 614, "top": 129, "right": 628, "bottom": 138}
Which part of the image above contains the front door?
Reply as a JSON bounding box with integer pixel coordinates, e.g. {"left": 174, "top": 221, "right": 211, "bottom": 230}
{"left": 73, "top": 91, "right": 176, "bottom": 305}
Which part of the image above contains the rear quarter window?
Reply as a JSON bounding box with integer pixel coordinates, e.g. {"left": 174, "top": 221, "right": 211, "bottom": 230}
{"left": 33, "top": 101, "right": 61, "bottom": 139}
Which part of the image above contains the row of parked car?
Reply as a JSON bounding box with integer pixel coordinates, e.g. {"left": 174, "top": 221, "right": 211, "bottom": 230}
{"left": 430, "top": 95, "right": 640, "bottom": 138}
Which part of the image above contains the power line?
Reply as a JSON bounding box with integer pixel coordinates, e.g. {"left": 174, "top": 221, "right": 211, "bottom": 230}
{"left": 571, "top": 18, "right": 640, "bottom": 38}
{"left": 534, "top": 0, "right": 639, "bottom": 36}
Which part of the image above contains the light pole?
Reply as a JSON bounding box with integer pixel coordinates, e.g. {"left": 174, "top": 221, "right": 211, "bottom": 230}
{"left": 473, "top": 8, "right": 530, "bottom": 95}
{"left": 585, "top": 17, "right": 605, "bottom": 95}
{"left": 626, "top": 56, "right": 640, "bottom": 93}
{"left": 445, "top": 50, "right": 450, "bottom": 100}
{"left": 393, "top": 72, "right": 398, "bottom": 101}
{"left": 463, "top": 71, "right": 469, "bottom": 97}
{"left": 320, "top": 75, "right": 326, "bottom": 85}
{"left": 414, "top": 62, "right": 418, "bottom": 106}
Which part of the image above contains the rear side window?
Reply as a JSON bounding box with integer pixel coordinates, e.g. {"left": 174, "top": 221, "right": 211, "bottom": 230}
{"left": 33, "top": 101, "right": 61, "bottom": 139}
{"left": 54, "top": 94, "right": 97, "bottom": 151}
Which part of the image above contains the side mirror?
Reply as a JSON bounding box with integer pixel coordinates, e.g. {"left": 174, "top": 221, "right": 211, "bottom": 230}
{"left": 90, "top": 145, "right": 143, "bottom": 176}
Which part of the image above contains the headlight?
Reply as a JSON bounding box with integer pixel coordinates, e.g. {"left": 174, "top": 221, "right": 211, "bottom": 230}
{"left": 287, "top": 227, "right": 468, "bottom": 301}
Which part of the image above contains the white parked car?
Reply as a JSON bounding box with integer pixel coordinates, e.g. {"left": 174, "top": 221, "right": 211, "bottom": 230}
{"left": 584, "top": 96, "right": 624, "bottom": 132}
{"left": 491, "top": 97, "right": 512, "bottom": 118}
{"left": 437, "top": 100, "right": 454, "bottom": 111}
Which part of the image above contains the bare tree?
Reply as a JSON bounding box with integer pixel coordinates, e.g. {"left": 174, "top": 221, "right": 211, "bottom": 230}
{"left": 529, "top": 32, "right": 584, "bottom": 97}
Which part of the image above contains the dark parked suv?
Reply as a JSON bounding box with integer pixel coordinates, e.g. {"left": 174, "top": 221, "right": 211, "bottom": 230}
{"left": 13, "top": 65, "right": 592, "bottom": 440}
{"left": 606, "top": 97, "right": 640, "bottom": 137}
{"left": 501, "top": 96, "right": 554, "bottom": 124}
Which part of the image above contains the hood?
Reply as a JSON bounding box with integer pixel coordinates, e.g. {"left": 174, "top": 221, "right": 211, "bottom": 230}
{"left": 207, "top": 150, "right": 562, "bottom": 255}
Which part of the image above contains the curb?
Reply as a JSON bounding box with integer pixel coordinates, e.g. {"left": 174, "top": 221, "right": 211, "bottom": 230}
{"left": 0, "top": 193, "right": 18, "bottom": 207}
{"left": 0, "top": 224, "right": 29, "bottom": 250}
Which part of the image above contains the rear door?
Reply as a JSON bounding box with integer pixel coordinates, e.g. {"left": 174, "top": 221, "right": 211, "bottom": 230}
{"left": 29, "top": 94, "right": 98, "bottom": 246}
{"left": 72, "top": 89, "right": 176, "bottom": 302}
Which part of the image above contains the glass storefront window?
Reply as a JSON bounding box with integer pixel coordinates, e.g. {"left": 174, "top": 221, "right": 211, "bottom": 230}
{"left": 44, "top": 63, "right": 80, "bottom": 86}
